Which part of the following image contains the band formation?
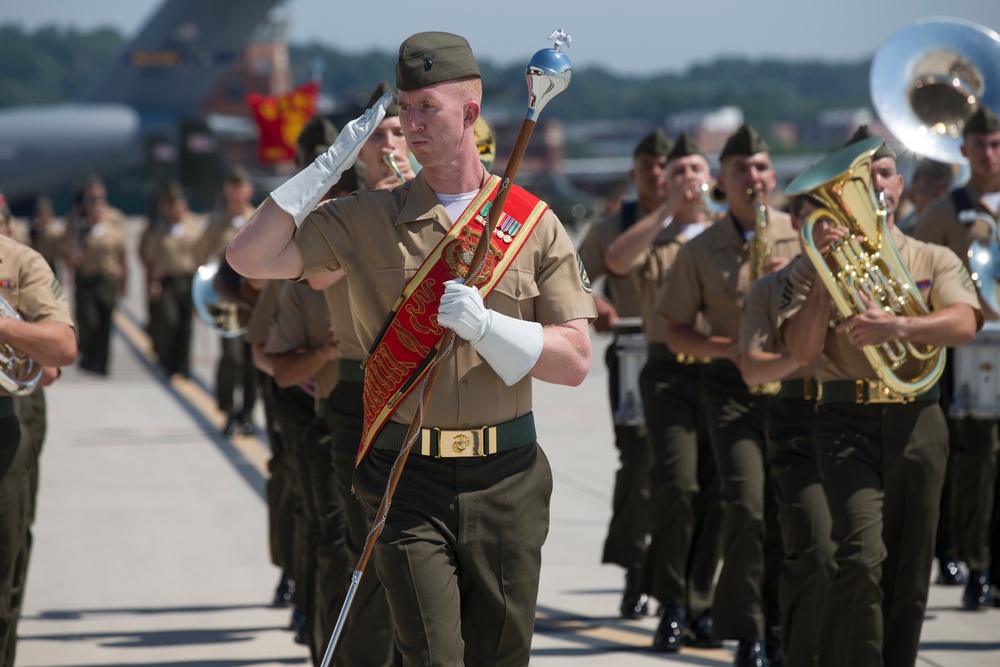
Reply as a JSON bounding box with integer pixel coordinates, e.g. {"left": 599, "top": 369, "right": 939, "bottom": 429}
{"left": 1, "top": 24, "right": 999, "bottom": 667}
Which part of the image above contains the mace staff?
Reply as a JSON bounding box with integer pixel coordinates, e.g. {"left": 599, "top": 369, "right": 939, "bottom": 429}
{"left": 319, "top": 30, "right": 573, "bottom": 667}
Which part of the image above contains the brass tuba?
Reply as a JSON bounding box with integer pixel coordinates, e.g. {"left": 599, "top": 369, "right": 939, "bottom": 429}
{"left": 192, "top": 262, "right": 247, "bottom": 338}
{"left": 785, "top": 136, "right": 945, "bottom": 398}
{"left": 0, "top": 293, "right": 42, "bottom": 395}
{"left": 871, "top": 17, "right": 1000, "bottom": 165}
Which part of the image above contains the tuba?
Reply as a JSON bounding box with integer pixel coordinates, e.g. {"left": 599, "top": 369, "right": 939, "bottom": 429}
{"left": 192, "top": 261, "right": 247, "bottom": 338}
{"left": 786, "top": 136, "right": 944, "bottom": 398}
{"left": 871, "top": 17, "right": 1000, "bottom": 315}
{"left": 871, "top": 17, "right": 1000, "bottom": 165}
{"left": 0, "top": 293, "right": 42, "bottom": 396}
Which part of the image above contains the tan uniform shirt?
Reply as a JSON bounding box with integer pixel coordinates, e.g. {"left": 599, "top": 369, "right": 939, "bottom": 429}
{"left": 245, "top": 279, "right": 283, "bottom": 346}
{"left": 195, "top": 206, "right": 255, "bottom": 265}
{"left": 781, "top": 226, "right": 981, "bottom": 381}
{"left": 658, "top": 207, "right": 799, "bottom": 338}
{"left": 141, "top": 214, "right": 203, "bottom": 279}
{"left": 265, "top": 280, "right": 338, "bottom": 401}
{"left": 322, "top": 277, "right": 365, "bottom": 363}
{"left": 0, "top": 236, "right": 75, "bottom": 398}
{"left": 75, "top": 216, "right": 128, "bottom": 277}
{"left": 578, "top": 205, "right": 642, "bottom": 319}
{"left": 739, "top": 256, "right": 816, "bottom": 381}
{"left": 295, "top": 171, "right": 596, "bottom": 428}
{"left": 627, "top": 221, "right": 712, "bottom": 344}
{"left": 913, "top": 183, "right": 995, "bottom": 268}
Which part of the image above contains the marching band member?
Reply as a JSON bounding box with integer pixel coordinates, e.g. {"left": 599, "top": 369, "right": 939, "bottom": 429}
{"left": 228, "top": 31, "right": 594, "bottom": 664}
{"left": 913, "top": 105, "right": 1000, "bottom": 608}
{"left": 738, "top": 194, "right": 834, "bottom": 667}
{"left": 604, "top": 133, "right": 722, "bottom": 651}
{"left": 0, "top": 197, "right": 76, "bottom": 667}
{"left": 782, "top": 130, "right": 980, "bottom": 667}
{"left": 578, "top": 128, "right": 669, "bottom": 619}
{"left": 660, "top": 125, "right": 797, "bottom": 667}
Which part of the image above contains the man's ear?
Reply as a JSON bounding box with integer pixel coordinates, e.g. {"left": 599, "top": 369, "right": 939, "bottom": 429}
{"left": 464, "top": 101, "right": 480, "bottom": 130}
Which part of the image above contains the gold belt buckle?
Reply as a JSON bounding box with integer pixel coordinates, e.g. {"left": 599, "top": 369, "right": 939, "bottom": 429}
{"left": 856, "top": 379, "right": 910, "bottom": 405}
{"left": 423, "top": 426, "right": 497, "bottom": 458}
{"left": 803, "top": 377, "right": 821, "bottom": 401}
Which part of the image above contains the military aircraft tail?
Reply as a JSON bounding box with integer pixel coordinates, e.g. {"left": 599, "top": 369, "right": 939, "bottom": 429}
{"left": 79, "top": 0, "right": 282, "bottom": 116}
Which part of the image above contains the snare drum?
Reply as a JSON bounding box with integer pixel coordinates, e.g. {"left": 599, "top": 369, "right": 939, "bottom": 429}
{"left": 949, "top": 320, "right": 1000, "bottom": 419}
{"left": 612, "top": 318, "right": 647, "bottom": 426}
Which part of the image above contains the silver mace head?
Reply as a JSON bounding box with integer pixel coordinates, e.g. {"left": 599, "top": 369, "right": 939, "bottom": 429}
{"left": 525, "top": 29, "right": 573, "bottom": 122}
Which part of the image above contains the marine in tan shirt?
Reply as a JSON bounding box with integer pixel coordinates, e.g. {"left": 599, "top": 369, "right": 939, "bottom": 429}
{"left": 781, "top": 133, "right": 981, "bottom": 667}
{"left": 604, "top": 133, "right": 723, "bottom": 649}
{"left": 226, "top": 31, "right": 593, "bottom": 666}
{"left": 658, "top": 124, "right": 791, "bottom": 664}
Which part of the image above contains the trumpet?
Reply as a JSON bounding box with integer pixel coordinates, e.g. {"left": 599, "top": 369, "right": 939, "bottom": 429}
{"left": 0, "top": 293, "right": 42, "bottom": 396}
{"left": 383, "top": 153, "right": 406, "bottom": 184}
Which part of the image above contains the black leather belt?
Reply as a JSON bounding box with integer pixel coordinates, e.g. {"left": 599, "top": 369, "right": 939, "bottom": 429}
{"left": 778, "top": 377, "right": 821, "bottom": 401}
{"left": 820, "top": 379, "right": 940, "bottom": 405}
{"left": 647, "top": 343, "right": 709, "bottom": 365}
{"left": 0, "top": 397, "right": 13, "bottom": 419}
{"left": 373, "top": 412, "right": 536, "bottom": 458}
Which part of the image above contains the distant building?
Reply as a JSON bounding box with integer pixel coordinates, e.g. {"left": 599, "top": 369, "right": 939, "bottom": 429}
{"left": 665, "top": 106, "right": 744, "bottom": 155}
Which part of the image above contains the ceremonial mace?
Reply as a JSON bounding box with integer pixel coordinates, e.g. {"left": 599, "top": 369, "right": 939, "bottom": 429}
{"left": 319, "top": 30, "right": 573, "bottom": 667}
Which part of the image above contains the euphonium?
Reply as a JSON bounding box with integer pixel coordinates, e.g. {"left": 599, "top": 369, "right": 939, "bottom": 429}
{"left": 785, "top": 136, "right": 945, "bottom": 398}
{"left": 0, "top": 293, "right": 41, "bottom": 396}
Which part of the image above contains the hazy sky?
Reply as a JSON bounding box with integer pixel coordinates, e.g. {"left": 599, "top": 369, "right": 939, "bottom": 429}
{"left": 3, "top": 0, "right": 999, "bottom": 75}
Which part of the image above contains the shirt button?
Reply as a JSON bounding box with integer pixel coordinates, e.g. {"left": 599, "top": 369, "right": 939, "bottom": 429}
{"left": 462, "top": 379, "right": 469, "bottom": 387}
{"left": 515, "top": 288, "right": 521, "bottom": 297}
{"left": 462, "top": 423, "right": 469, "bottom": 428}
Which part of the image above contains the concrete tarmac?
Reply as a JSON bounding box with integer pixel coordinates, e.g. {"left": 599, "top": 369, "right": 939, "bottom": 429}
{"left": 14, "top": 218, "right": 1000, "bottom": 666}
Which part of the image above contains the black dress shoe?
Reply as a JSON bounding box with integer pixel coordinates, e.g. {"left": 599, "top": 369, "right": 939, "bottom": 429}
{"left": 962, "top": 569, "right": 993, "bottom": 610}
{"left": 734, "top": 639, "right": 768, "bottom": 667}
{"left": 766, "top": 640, "right": 784, "bottom": 667}
{"left": 619, "top": 569, "right": 648, "bottom": 619}
{"left": 272, "top": 571, "right": 294, "bottom": 607}
{"left": 652, "top": 605, "right": 685, "bottom": 653}
{"left": 935, "top": 558, "right": 966, "bottom": 586}
{"left": 687, "top": 611, "right": 722, "bottom": 648}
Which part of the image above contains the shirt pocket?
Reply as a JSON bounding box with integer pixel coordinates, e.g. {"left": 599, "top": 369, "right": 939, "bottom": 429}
{"left": 375, "top": 266, "right": 418, "bottom": 299}
{"left": 486, "top": 267, "right": 540, "bottom": 322}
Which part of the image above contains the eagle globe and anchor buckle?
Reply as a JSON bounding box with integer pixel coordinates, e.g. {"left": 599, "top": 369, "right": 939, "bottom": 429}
{"left": 422, "top": 426, "right": 499, "bottom": 458}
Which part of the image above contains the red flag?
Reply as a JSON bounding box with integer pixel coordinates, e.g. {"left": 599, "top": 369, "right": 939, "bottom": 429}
{"left": 247, "top": 81, "right": 319, "bottom": 163}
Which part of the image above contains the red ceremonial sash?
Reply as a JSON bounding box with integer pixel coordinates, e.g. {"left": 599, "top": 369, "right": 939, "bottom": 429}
{"left": 356, "top": 175, "right": 547, "bottom": 465}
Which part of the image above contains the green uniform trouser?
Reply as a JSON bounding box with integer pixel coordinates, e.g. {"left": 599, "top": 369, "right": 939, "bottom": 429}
{"left": 354, "top": 442, "right": 551, "bottom": 667}
{"left": 261, "top": 376, "right": 295, "bottom": 575}
{"left": 702, "top": 361, "right": 782, "bottom": 644}
{"left": 216, "top": 337, "right": 259, "bottom": 421}
{"left": 322, "top": 378, "right": 399, "bottom": 667}
{"left": 948, "top": 417, "right": 998, "bottom": 570}
{"left": 815, "top": 399, "right": 947, "bottom": 667}
{"left": 639, "top": 354, "right": 722, "bottom": 618}
{"left": 150, "top": 275, "right": 194, "bottom": 376}
{"left": 271, "top": 384, "right": 316, "bottom": 628}
{"left": 74, "top": 273, "right": 118, "bottom": 372}
{"left": 0, "top": 401, "right": 24, "bottom": 667}
{"left": 767, "top": 394, "right": 834, "bottom": 667}
{"left": 299, "top": 413, "right": 344, "bottom": 666}
{"left": 601, "top": 342, "right": 651, "bottom": 571}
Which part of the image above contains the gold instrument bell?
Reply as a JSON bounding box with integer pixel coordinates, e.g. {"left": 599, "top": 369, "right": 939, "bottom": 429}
{"left": 785, "top": 136, "right": 945, "bottom": 399}
{"left": 871, "top": 17, "right": 1000, "bottom": 165}
{"left": 0, "top": 293, "right": 42, "bottom": 395}
{"left": 475, "top": 116, "right": 496, "bottom": 171}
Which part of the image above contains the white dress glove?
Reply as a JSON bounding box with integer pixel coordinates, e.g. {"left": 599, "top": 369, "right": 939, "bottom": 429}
{"left": 437, "top": 279, "right": 543, "bottom": 386}
{"left": 271, "top": 91, "right": 391, "bottom": 227}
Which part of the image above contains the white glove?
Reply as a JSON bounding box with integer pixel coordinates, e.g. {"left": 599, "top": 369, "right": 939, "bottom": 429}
{"left": 271, "top": 91, "right": 391, "bottom": 227}
{"left": 437, "top": 279, "right": 543, "bottom": 386}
